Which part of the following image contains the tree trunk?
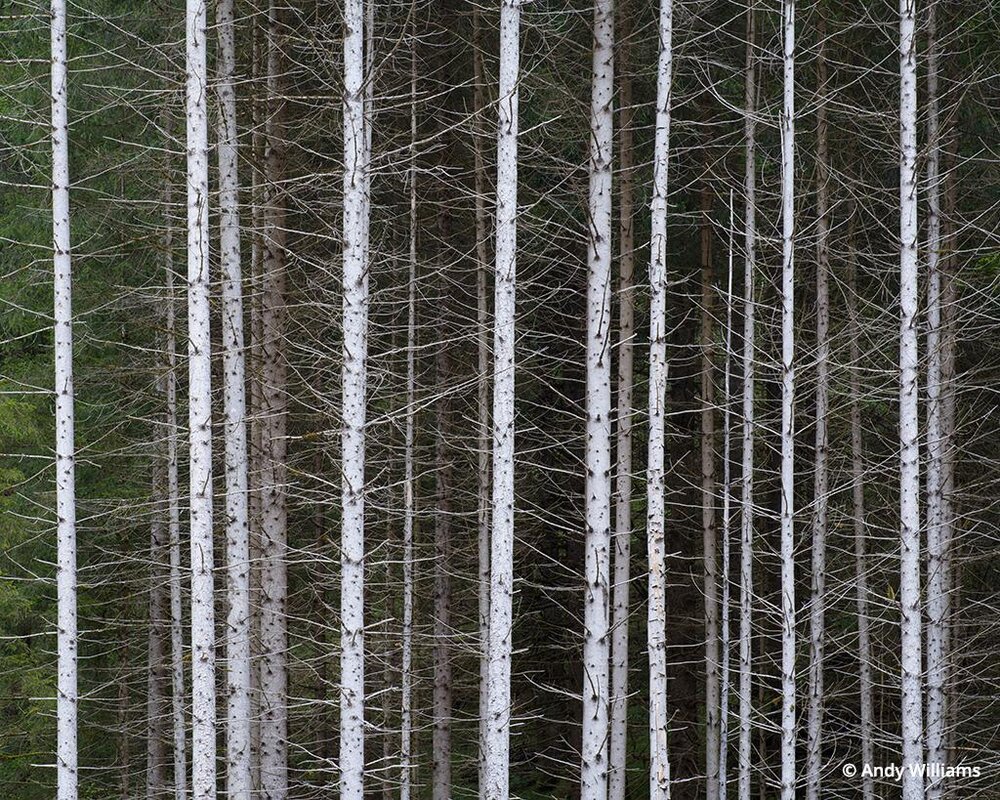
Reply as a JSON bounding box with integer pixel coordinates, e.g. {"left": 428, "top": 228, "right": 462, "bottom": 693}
{"left": 925, "top": 5, "right": 948, "bottom": 796}
{"left": 738, "top": 7, "right": 756, "bottom": 799}
{"left": 701, "top": 183, "right": 720, "bottom": 800}
{"left": 259, "top": 2, "right": 289, "bottom": 797}
{"left": 581, "top": 1, "right": 614, "bottom": 796}
{"left": 898, "top": 1, "right": 923, "bottom": 797}
{"left": 608, "top": 7, "right": 634, "bottom": 797}
{"left": 341, "top": 0, "right": 370, "bottom": 794}
{"left": 718, "top": 195, "right": 735, "bottom": 800}
{"left": 148, "top": 429, "right": 169, "bottom": 800}
{"left": 805, "top": 16, "right": 829, "bottom": 800}
{"left": 400, "top": 19, "right": 417, "bottom": 799}
{"left": 472, "top": 10, "right": 492, "bottom": 795}
{"left": 185, "top": 0, "right": 217, "bottom": 796}
{"left": 848, "top": 223, "right": 874, "bottom": 800}
{"left": 51, "top": 2, "right": 78, "bottom": 797}
{"left": 779, "top": 2, "right": 797, "bottom": 798}
{"left": 646, "top": 0, "right": 673, "bottom": 794}
{"left": 484, "top": 0, "right": 520, "bottom": 795}
{"left": 216, "top": 1, "right": 252, "bottom": 796}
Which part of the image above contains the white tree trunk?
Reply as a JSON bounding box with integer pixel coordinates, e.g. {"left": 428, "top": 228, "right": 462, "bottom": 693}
{"left": 472, "top": 10, "right": 492, "bottom": 795}
{"left": 433, "top": 290, "right": 453, "bottom": 800}
{"left": 400, "top": 23, "right": 417, "bottom": 800}
{"left": 185, "top": 1, "right": 217, "bottom": 796}
{"left": 848, "top": 231, "right": 874, "bottom": 800}
{"left": 51, "top": 3, "right": 77, "bottom": 797}
{"left": 701, "top": 185, "right": 720, "bottom": 800}
{"left": 484, "top": 1, "right": 520, "bottom": 795}
{"left": 779, "top": 2, "right": 797, "bottom": 798}
{"left": 805, "top": 20, "right": 829, "bottom": 800}
{"left": 216, "top": 0, "right": 252, "bottom": 794}
{"left": 259, "top": 3, "right": 289, "bottom": 796}
{"left": 164, "top": 200, "right": 187, "bottom": 800}
{"left": 608, "top": 12, "right": 634, "bottom": 797}
{"left": 925, "top": 6, "right": 948, "bottom": 796}
{"left": 581, "top": 1, "right": 614, "bottom": 796}
{"left": 737, "top": 8, "right": 756, "bottom": 799}
{"left": 718, "top": 194, "right": 735, "bottom": 800}
{"left": 646, "top": 0, "right": 673, "bottom": 794}
{"left": 898, "top": 2, "right": 923, "bottom": 798}
{"left": 341, "top": 0, "right": 369, "bottom": 793}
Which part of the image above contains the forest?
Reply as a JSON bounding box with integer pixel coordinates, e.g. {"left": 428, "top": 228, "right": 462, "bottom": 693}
{"left": 1, "top": 0, "right": 998, "bottom": 798}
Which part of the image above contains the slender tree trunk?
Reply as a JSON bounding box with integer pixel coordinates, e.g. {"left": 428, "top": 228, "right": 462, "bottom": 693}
{"left": 51, "top": 2, "right": 78, "bottom": 797}
{"left": 165, "top": 195, "right": 187, "bottom": 800}
{"left": 185, "top": 1, "right": 217, "bottom": 796}
{"left": 778, "top": 2, "right": 797, "bottom": 798}
{"left": 400, "top": 20, "right": 417, "bottom": 800}
{"left": 432, "top": 281, "right": 453, "bottom": 800}
{"left": 608, "top": 9, "right": 634, "bottom": 797}
{"left": 484, "top": 0, "right": 520, "bottom": 795}
{"left": 848, "top": 225, "right": 874, "bottom": 800}
{"left": 898, "top": 1, "right": 923, "bottom": 797}
{"left": 646, "top": 0, "right": 673, "bottom": 794}
{"left": 925, "top": 5, "right": 948, "bottom": 796}
{"left": 737, "top": 7, "right": 757, "bottom": 799}
{"left": 718, "top": 194, "right": 735, "bottom": 800}
{"left": 259, "top": 2, "right": 289, "bottom": 796}
{"left": 148, "top": 447, "right": 169, "bottom": 800}
{"left": 341, "top": 0, "right": 370, "bottom": 793}
{"left": 581, "top": 2, "right": 614, "bottom": 796}
{"left": 805, "top": 16, "right": 829, "bottom": 800}
{"left": 701, "top": 184, "right": 720, "bottom": 800}
{"left": 472, "top": 9, "right": 492, "bottom": 796}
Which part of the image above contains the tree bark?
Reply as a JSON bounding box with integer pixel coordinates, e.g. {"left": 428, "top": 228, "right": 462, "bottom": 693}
{"left": 215, "top": 1, "right": 252, "bottom": 795}
{"left": 484, "top": 1, "right": 520, "bottom": 795}
{"left": 738, "top": 7, "right": 756, "bottom": 799}
{"left": 608, "top": 8, "right": 635, "bottom": 797}
{"left": 805, "top": 15, "right": 829, "bottom": 800}
{"left": 646, "top": 0, "right": 673, "bottom": 794}
{"left": 779, "top": 2, "right": 797, "bottom": 798}
{"left": 148, "top": 417, "right": 169, "bottom": 800}
{"left": 51, "top": 2, "right": 78, "bottom": 797}
{"left": 898, "top": 1, "right": 923, "bottom": 797}
{"left": 185, "top": 0, "right": 217, "bottom": 796}
{"left": 341, "top": 0, "right": 370, "bottom": 794}
{"left": 581, "top": 1, "right": 614, "bottom": 796}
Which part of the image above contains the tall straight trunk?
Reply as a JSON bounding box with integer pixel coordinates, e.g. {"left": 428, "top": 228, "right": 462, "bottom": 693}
{"left": 185, "top": 0, "right": 217, "bottom": 796}
{"left": 400, "top": 21, "right": 417, "bottom": 800}
{"left": 341, "top": 0, "right": 370, "bottom": 794}
{"left": 165, "top": 199, "right": 187, "bottom": 800}
{"left": 248, "top": 16, "right": 265, "bottom": 788}
{"left": 148, "top": 438, "right": 169, "bottom": 800}
{"left": 778, "top": 2, "right": 796, "bottom": 798}
{"left": 484, "top": 0, "right": 520, "bottom": 795}
{"left": 925, "top": 5, "right": 948, "bottom": 796}
{"left": 432, "top": 295, "right": 453, "bottom": 800}
{"left": 805, "top": 17, "right": 829, "bottom": 800}
{"left": 216, "top": 0, "right": 252, "bottom": 795}
{"left": 701, "top": 184, "right": 719, "bottom": 800}
{"left": 581, "top": 2, "right": 614, "bottom": 796}
{"left": 848, "top": 227, "right": 874, "bottom": 800}
{"left": 51, "top": 2, "right": 78, "bottom": 797}
{"left": 737, "top": 7, "right": 757, "bottom": 800}
{"left": 472, "top": 9, "right": 492, "bottom": 796}
{"left": 898, "top": 1, "right": 923, "bottom": 798}
{"left": 259, "top": 2, "right": 289, "bottom": 796}
{"left": 646, "top": 0, "right": 673, "bottom": 794}
{"left": 608, "top": 8, "right": 635, "bottom": 798}
{"left": 718, "top": 195, "right": 736, "bottom": 800}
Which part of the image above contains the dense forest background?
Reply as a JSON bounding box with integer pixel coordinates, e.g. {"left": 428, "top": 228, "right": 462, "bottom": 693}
{"left": 1, "top": 0, "right": 999, "bottom": 798}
